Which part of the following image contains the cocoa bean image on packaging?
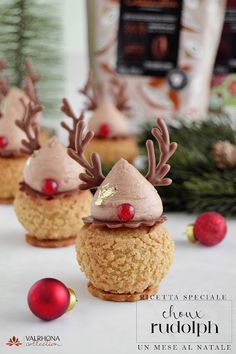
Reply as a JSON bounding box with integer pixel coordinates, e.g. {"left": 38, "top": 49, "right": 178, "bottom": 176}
{"left": 151, "top": 35, "right": 168, "bottom": 60}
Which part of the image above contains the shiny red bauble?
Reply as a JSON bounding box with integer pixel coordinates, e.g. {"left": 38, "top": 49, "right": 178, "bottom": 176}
{"left": 42, "top": 179, "right": 58, "bottom": 196}
{"left": 27, "top": 278, "right": 71, "bottom": 321}
{"left": 0, "top": 135, "right": 8, "bottom": 148}
{"left": 98, "top": 123, "right": 111, "bottom": 138}
{"left": 192, "top": 212, "right": 227, "bottom": 246}
{"left": 117, "top": 203, "right": 135, "bottom": 222}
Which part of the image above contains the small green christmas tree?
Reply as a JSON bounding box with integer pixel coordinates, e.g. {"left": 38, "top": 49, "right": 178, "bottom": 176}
{"left": 0, "top": 0, "right": 63, "bottom": 118}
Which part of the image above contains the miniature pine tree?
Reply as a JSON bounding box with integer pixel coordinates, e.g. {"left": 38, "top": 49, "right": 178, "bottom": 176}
{"left": 0, "top": 0, "right": 63, "bottom": 118}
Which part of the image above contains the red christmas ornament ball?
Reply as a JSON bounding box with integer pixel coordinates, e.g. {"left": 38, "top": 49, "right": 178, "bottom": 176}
{"left": 0, "top": 135, "right": 8, "bottom": 149}
{"left": 42, "top": 179, "right": 58, "bottom": 196}
{"left": 190, "top": 212, "right": 227, "bottom": 246}
{"left": 117, "top": 203, "right": 135, "bottom": 222}
{"left": 98, "top": 123, "right": 111, "bottom": 138}
{"left": 28, "top": 278, "right": 72, "bottom": 321}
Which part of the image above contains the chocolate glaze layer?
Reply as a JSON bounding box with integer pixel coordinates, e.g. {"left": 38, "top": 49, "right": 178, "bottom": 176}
{"left": 20, "top": 182, "right": 81, "bottom": 200}
{"left": 82, "top": 214, "right": 166, "bottom": 229}
{"left": 0, "top": 150, "right": 26, "bottom": 158}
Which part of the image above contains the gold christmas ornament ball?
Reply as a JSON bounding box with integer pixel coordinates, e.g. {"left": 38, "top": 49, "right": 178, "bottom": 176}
{"left": 67, "top": 288, "right": 77, "bottom": 311}
{"left": 212, "top": 140, "right": 236, "bottom": 169}
{"left": 186, "top": 224, "right": 197, "bottom": 243}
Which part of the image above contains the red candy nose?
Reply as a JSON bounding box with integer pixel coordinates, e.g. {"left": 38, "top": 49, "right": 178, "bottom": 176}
{"left": 98, "top": 124, "right": 111, "bottom": 138}
{"left": 117, "top": 203, "right": 135, "bottom": 222}
{"left": 0, "top": 136, "right": 8, "bottom": 149}
{"left": 42, "top": 179, "right": 58, "bottom": 196}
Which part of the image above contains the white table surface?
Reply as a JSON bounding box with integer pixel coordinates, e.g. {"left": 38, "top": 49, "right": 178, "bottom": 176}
{"left": 0, "top": 205, "right": 235, "bottom": 354}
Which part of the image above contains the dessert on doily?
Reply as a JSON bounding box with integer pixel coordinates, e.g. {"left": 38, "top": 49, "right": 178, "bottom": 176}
{"left": 14, "top": 98, "right": 92, "bottom": 248}
{"left": 79, "top": 72, "right": 138, "bottom": 166}
{"left": 69, "top": 116, "right": 177, "bottom": 301}
{"left": 0, "top": 58, "right": 45, "bottom": 204}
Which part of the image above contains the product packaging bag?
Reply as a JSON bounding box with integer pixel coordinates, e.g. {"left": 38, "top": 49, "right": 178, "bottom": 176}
{"left": 87, "top": 0, "right": 226, "bottom": 122}
{"left": 211, "top": 0, "right": 236, "bottom": 115}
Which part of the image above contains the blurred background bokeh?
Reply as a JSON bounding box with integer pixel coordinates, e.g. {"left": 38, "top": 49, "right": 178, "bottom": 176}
{"left": 1, "top": 0, "right": 236, "bottom": 215}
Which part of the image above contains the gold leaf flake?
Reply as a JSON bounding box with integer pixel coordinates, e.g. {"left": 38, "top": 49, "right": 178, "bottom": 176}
{"left": 95, "top": 183, "right": 118, "bottom": 206}
{"left": 31, "top": 150, "right": 38, "bottom": 158}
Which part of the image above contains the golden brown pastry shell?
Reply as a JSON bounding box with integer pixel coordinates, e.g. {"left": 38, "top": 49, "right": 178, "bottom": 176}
{"left": 14, "top": 188, "right": 92, "bottom": 242}
{"left": 0, "top": 155, "right": 26, "bottom": 202}
{"left": 85, "top": 136, "right": 138, "bottom": 166}
{"left": 76, "top": 223, "right": 174, "bottom": 299}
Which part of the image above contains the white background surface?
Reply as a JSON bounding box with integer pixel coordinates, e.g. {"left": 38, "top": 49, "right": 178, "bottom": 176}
{"left": 0, "top": 206, "right": 235, "bottom": 354}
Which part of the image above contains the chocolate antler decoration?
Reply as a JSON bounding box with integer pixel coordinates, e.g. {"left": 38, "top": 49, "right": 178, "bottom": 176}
{"left": 110, "top": 74, "right": 130, "bottom": 111}
{"left": 61, "top": 98, "right": 84, "bottom": 149}
{"left": 15, "top": 100, "right": 43, "bottom": 154}
{"left": 79, "top": 72, "right": 99, "bottom": 111}
{"left": 23, "top": 58, "right": 40, "bottom": 104}
{"left": 0, "top": 76, "right": 9, "bottom": 97}
{"left": 146, "top": 118, "right": 177, "bottom": 186}
{"left": 100, "top": 63, "right": 130, "bottom": 111}
{"left": 0, "top": 59, "right": 9, "bottom": 109}
{"left": 0, "top": 59, "right": 7, "bottom": 73}
{"left": 68, "top": 118, "right": 105, "bottom": 190}
{"left": 24, "top": 58, "right": 40, "bottom": 83}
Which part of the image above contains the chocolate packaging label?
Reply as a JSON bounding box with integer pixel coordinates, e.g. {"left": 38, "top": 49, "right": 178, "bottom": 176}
{"left": 90, "top": 0, "right": 226, "bottom": 121}
{"left": 211, "top": 0, "right": 236, "bottom": 111}
{"left": 214, "top": 0, "right": 236, "bottom": 74}
{"left": 117, "top": 0, "right": 183, "bottom": 77}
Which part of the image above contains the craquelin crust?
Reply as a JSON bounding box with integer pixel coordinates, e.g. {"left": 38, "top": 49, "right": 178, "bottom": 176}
{"left": 0, "top": 129, "right": 49, "bottom": 202}
{"left": 39, "top": 129, "right": 50, "bottom": 146}
{"left": 0, "top": 155, "right": 26, "bottom": 200}
{"left": 85, "top": 137, "right": 138, "bottom": 166}
{"left": 14, "top": 189, "right": 92, "bottom": 240}
{"left": 76, "top": 223, "right": 174, "bottom": 295}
